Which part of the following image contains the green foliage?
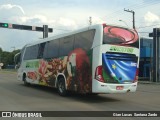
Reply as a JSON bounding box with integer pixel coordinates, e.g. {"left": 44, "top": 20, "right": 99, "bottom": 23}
{"left": 0, "top": 47, "right": 20, "bottom": 68}
{"left": 0, "top": 47, "right": 2, "bottom": 53}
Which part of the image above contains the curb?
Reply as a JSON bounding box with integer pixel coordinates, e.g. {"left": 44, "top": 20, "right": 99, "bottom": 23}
{"left": 0, "top": 70, "right": 17, "bottom": 74}
{"left": 138, "top": 81, "right": 160, "bottom": 85}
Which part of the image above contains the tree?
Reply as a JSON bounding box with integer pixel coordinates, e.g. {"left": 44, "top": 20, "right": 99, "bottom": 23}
{"left": 0, "top": 47, "right": 2, "bottom": 53}
{"left": 0, "top": 47, "right": 2, "bottom": 63}
{"left": 0, "top": 49, "right": 20, "bottom": 68}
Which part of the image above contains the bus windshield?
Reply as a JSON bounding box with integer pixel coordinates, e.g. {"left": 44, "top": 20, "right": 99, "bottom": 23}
{"left": 103, "top": 25, "right": 139, "bottom": 48}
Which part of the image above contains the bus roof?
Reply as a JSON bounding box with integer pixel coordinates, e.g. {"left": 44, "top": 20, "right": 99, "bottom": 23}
{"left": 25, "top": 24, "right": 103, "bottom": 47}
{"left": 24, "top": 23, "right": 135, "bottom": 48}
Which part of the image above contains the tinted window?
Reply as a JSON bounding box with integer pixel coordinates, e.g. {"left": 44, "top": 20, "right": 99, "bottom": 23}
{"left": 24, "top": 45, "right": 39, "bottom": 60}
{"left": 74, "top": 29, "right": 95, "bottom": 51}
{"left": 59, "top": 35, "right": 74, "bottom": 56}
{"left": 103, "top": 26, "right": 139, "bottom": 48}
{"left": 43, "top": 39, "right": 59, "bottom": 59}
{"left": 38, "top": 42, "right": 46, "bottom": 58}
{"left": 30, "top": 45, "right": 39, "bottom": 59}
{"left": 24, "top": 47, "right": 31, "bottom": 60}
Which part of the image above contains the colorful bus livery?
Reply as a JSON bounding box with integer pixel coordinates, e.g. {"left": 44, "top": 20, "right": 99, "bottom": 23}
{"left": 15, "top": 24, "right": 140, "bottom": 96}
{"left": 23, "top": 51, "right": 92, "bottom": 94}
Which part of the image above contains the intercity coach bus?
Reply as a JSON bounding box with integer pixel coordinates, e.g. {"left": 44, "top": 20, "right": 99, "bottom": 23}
{"left": 15, "top": 24, "right": 140, "bottom": 96}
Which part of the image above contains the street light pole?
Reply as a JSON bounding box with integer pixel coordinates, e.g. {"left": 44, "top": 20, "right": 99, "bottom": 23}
{"left": 124, "top": 8, "right": 135, "bottom": 29}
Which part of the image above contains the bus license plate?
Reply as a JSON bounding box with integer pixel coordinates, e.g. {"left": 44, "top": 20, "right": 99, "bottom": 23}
{"left": 116, "top": 86, "right": 124, "bottom": 90}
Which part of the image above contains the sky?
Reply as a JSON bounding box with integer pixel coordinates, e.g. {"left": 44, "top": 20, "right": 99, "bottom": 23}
{"left": 0, "top": 0, "right": 160, "bottom": 51}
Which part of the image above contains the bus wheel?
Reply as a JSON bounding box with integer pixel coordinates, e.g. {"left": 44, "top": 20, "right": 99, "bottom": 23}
{"left": 23, "top": 75, "right": 30, "bottom": 86}
{"left": 57, "top": 78, "right": 67, "bottom": 96}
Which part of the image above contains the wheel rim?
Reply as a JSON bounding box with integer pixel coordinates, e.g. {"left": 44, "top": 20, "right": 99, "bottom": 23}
{"left": 59, "top": 81, "right": 65, "bottom": 93}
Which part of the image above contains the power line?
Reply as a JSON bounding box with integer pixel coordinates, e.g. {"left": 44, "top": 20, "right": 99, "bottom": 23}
{"left": 137, "top": 24, "right": 160, "bottom": 29}
{"left": 78, "top": 1, "right": 160, "bottom": 28}
{"left": 138, "top": 32, "right": 151, "bottom": 33}
{"left": 131, "top": 0, "right": 160, "bottom": 10}
{"left": 101, "top": 1, "right": 160, "bottom": 22}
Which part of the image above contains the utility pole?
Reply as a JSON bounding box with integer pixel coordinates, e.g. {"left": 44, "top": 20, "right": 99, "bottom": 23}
{"left": 89, "top": 17, "right": 92, "bottom": 25}
{"left": 124, "top": 8, "right": 135, "bottom": 29}
{"left": 43, "top": 25, "right": 48, "bottom": 38}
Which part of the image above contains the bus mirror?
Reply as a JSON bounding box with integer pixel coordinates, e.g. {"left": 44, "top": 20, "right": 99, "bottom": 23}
{"left": 14, "top": 53, "right": 21, "bottom": 64}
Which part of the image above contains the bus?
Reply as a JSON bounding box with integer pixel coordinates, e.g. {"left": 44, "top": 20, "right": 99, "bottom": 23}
{"left": 15, "top": 23, "right": 140, "bottom": 96}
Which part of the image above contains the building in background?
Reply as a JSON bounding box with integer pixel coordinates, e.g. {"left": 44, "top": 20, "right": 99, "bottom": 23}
{"left": 139, "top": 37, "right": 153, "bottom": 81}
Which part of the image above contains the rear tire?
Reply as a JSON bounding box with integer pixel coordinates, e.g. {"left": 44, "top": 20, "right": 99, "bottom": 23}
{"left": 57, "top": 77, "right": 67, "bottom": 96}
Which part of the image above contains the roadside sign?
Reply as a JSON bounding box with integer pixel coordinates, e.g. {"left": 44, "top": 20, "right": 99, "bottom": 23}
{"left": 0, "top": 63, "right": 4, "bottom": 66}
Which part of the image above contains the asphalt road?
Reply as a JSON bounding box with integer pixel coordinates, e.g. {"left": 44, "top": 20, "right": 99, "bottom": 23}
{"left": 0, "top": 71, "right": 160, "bottom": 120}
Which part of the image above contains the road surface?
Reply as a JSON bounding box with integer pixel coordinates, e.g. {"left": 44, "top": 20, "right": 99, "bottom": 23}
{"left": 0, "top": 71, "right": 159, "bottom": 120}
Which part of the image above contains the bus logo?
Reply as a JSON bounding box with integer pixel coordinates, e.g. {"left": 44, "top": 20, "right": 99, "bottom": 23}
{"left": 110, "top": 46, "right": 134, "bottom": 54}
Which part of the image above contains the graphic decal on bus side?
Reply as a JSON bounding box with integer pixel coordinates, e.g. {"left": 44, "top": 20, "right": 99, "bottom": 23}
{"left": 27, "top": 48, "right": 92, "bottom": 93}
{"left": 27, "top": 71, "right": 38, "bottom": 80}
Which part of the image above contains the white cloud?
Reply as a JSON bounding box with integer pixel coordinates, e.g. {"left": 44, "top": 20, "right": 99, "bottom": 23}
{"left": 0, "top": 4, "right": 25, "bottom": 15}
{"left": 15, "top": 14, "right": 56, "bottom": 25}
{"left": 58, "top": 18, "right": 77, "bottom": 29}
{"left": 12, "top": 15, "right": 77, "bottom": 31}
{"left": 144, "top": 11, "right": 160, "bottom": 23}
{"left": 92, "top": 16, "right": 106, "bottom": 24}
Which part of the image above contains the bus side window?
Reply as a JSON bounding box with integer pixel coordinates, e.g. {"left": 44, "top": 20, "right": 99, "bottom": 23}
{"left": 30, "top": 45, "right": 39, "bottom": 59}
{"left": 74, "top": 29, "right": 95, "bottom": 51}
{"left": 59, "top": 35, "right": 74, "bottom": 56}
{"left": 24, "top": 45, "right": 39, "bottom": 60}
{"left": 24, "top": 47, "right": 31, "bottom": 60}
{"left": 38, "top": 42, "right": 46, "bottom": 59}
{"left": 43, "top": 39, "right": 59, "bottom": 59}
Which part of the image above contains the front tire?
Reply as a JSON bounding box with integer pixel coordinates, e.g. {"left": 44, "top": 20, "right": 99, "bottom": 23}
{"left": 57, "top": 78, "right": 67, "bottom": 96}
{"left": 23, "top": 75, "right": 30, "bottom": 86}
